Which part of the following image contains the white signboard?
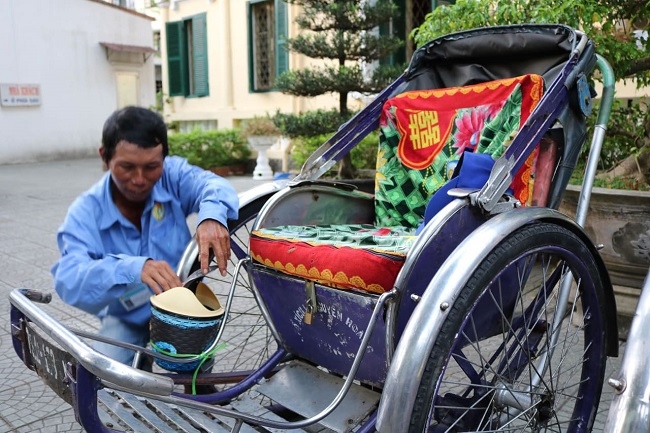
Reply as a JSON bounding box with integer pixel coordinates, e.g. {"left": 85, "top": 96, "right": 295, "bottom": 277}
{"left": 0, "top": 83, "right": 42, "bottom": 107}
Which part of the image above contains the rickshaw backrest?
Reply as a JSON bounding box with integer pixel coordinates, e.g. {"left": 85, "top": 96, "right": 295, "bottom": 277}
{"left": 374, "top": 74, "right": 544, "bottom": 228}
{"left": 403, "top": 25, "right": 575, "bottom": 92}
{"left": 401, "top": 25, "right": 594, "bottom": 210}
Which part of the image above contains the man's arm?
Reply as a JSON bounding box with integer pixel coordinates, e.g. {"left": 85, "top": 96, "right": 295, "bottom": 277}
{"left": 51, "top": 205, "right": 152, "bottom": 314}
{"left": 165, "top": 156, "right": 239, "bottom": 275}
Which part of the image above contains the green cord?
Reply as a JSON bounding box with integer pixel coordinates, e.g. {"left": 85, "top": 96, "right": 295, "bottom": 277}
{"left": 150, "top": 341, "right": 227, "bottom": 395}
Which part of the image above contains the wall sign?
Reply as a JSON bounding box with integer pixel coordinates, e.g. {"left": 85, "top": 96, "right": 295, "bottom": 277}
{"left": 0, "top": 83, "right": 41, "bottom": 106}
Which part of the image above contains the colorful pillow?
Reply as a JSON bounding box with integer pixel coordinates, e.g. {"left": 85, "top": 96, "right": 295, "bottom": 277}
{"left": 250, "top": 224, "right": 416, "bottom": 294}
{"left": 375, "top": 74, "right": 544, "bottom": 228}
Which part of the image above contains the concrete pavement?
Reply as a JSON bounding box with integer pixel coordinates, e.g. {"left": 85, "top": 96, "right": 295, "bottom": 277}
{"left": 0, "top": 158, "right": 262, "bottom": 432}
{"left": 0, "top": 157, "right": 624, "bottom": 432}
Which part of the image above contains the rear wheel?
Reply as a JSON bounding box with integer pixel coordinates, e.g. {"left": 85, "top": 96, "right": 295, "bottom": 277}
{"left": 409, "top": 222, "right": 608, "bottom": 432}
{"left": 181, "top": 198, "right": 277, "bottom": 376}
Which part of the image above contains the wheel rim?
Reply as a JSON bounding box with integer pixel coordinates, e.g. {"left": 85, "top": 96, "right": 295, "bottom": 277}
{"left": 429, "top": 244, "right": 605, "bottom": 432}
{"left": 188, "top": 203, "right": 278, "bottom": 377}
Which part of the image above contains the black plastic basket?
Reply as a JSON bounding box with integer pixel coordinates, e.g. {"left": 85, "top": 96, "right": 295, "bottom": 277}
{"left": 149, "top": 284, "right": 224, "bottom": 372}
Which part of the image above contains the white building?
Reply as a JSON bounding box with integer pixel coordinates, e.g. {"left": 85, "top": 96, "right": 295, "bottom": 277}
{"left": 0, "top": 0, "right": 156, "bottom": 164}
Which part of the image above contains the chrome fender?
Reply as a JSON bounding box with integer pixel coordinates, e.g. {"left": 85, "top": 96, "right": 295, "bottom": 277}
{"left": 376, "top": 206, "right": 617, "bottom": 432}
{"left": 176, "top": 181, "right": 285, "bottom": 280}
{"left": 603, "top": 271, "right": 650, "bottom": 432}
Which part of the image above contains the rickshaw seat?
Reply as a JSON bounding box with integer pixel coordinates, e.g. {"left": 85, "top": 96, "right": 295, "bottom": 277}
{"left": 250, "top": 74, "right": 548, "bottom": 294}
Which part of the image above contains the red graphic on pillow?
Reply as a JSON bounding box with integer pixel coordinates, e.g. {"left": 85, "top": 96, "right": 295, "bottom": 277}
{"left": 386, "top": 75, "right": 543, "bottom": 170}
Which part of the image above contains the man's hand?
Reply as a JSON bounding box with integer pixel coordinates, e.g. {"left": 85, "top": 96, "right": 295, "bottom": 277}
{"left": 142, "top": 260, "right": 183, "bottom": 294}
{"left": 196, "top": 219, "right": 230, "bottom": 277}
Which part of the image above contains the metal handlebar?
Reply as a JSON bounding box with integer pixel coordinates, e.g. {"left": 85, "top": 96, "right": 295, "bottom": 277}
{"left": 10, "top": 288, "right": 174, "bottom": 396}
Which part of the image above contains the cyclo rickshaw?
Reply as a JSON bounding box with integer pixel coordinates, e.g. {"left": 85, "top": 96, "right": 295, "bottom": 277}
{"left": 10, "top": 24, "right": 619, "bottom": 432}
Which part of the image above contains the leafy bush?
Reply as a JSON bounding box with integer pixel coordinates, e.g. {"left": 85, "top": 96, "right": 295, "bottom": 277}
{"left": 291, "top": 130, "right": 380, "bottom": 174}
{"left": 569, "top": 100, "right": 650, "bottom": 190}
{"left": 577, "top": 100, "right": 646, "bottom": 172}
{"left": 168, "top": 129, "right": 251, "bottom": 169}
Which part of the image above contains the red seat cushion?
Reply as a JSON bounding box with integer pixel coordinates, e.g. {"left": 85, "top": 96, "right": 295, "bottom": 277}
{"left": 250, "top": 224, "right": 416, "bottom": 294}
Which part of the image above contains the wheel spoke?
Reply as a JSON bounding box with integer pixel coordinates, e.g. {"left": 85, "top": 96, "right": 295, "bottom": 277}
{"left": 415, "top": 223, "right": 607, "bottom": 433}
{"left": 178, "top": 200, "right": 278, "bottom": 379}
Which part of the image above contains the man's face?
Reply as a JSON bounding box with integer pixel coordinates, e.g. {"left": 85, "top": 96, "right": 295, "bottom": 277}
{"left": 105, "top": 141, "right": 164, "bottom": 203}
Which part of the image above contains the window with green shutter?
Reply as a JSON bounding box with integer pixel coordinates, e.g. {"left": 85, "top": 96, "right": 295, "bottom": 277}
{"left": 166, "top": 13, "right": 209, "bottom": 98}
{"left": 248, "top": 0, "right": 288, "bottom": 92}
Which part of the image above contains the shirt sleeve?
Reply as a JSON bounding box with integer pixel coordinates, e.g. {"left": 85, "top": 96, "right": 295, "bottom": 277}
{"left": 164, "top": 156, "right": 239, "bottom": 227}
{"left": 51, "top": 199, "right": 150, "bottom": 315}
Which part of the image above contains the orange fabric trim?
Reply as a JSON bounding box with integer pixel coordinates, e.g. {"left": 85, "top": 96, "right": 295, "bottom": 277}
{"left": 394, "top": 75, "right": 543, "bottom": 108}
{"left": 251, "top": 251, "right": 387, "bottom": 294}
{"left": 392, "top": 74, "right": 544, "bottom": 170}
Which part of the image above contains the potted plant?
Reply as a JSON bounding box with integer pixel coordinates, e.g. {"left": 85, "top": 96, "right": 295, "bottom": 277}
{"left": 241, "top": 116, "right": 282, "bottom": 180}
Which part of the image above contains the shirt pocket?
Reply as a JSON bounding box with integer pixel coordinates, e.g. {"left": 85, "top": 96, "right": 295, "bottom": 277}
{"left": 149, "top": 203, "right": 192, "bottom": 268}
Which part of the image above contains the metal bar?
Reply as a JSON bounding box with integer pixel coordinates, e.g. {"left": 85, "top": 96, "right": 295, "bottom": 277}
{"left": 295, "top": 73, "right": 406, "bottom": 181}
{"left": 9, "top": 288, "right": 174, "bottom": 396}
{"left": 603, "top": 274, "right": 650, "bottom": 432}
{"left": 98, "top": 390, "right": 184, "bottom": 433}
{"left": 575, "top": 55, "right": 615, "bottom": 227}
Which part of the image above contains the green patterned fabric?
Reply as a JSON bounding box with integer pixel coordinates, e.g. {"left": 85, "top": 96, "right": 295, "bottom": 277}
{"left": 374, "top": 82, "right": 526, "bottom": 228}
{"left": 253, "top": 224, "right": 417, "bottom": 255}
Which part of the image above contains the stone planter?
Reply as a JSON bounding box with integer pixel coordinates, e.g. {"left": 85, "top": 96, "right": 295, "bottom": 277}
{"left": 248, "top": 135, "right": 278, "bottom": 181}
{"left": 559, "top": 184, "right": 650, "bottom": 289}
{"left": 560, "top": 184, "right": 650, "bottom": 339}
{"left": 208, "top": 164, "right": 246, "bottom": 177}
{"left": 209, "top": 166, "right": 231, "bottom": 177}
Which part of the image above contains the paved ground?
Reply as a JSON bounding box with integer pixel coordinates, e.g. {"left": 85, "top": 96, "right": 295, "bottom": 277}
{"left": 0, "top": 157, "right": 626, "bottom": 432}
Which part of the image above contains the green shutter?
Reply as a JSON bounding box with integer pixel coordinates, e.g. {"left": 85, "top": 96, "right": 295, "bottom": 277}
{"left": 274, "top": 0, "right": 288, "bottom": 79}
{"left": 166, "top": 21, "right": 187, "bottom": 96}
{"left": 247, "top": 2, "right": 254, "bottom": 92}
{"left": 379, "top": 0, "right": 406, "bottom": 66}
{"left": 191, "top": 14, "right": 209, "bottom": 97}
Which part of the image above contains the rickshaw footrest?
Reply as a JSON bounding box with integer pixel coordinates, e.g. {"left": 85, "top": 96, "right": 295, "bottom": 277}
{"left": 258, "top": 360, "right": 380, "bottom": 432}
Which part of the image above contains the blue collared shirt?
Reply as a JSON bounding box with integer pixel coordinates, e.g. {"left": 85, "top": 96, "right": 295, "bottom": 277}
{"left": 51, "top": 156, "right": 239, "bottom": 326}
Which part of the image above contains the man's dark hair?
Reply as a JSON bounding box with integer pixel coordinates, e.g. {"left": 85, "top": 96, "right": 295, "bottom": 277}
{"left": 101, "top": 106, "right": 168, "bottom": 163}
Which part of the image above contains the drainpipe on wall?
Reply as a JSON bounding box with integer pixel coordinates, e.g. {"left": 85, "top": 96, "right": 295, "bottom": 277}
{"left": 224, "top": 0, "right": 234, "bottom": 112}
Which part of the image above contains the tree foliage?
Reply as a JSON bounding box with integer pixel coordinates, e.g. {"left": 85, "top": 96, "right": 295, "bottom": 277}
{"left": 414, "top": 0, "right": 650, "bottom": 186}
{"left": 276, "top": 0, "right": 405, "bottom": 177}
{"left": 277, "top": 0, "right": 404, "bottom": 111}
{"left": 414, "top": 0, "right": 649, "bottom": 85}
{"left": 273, "top": 108, "right": 351, "bottom": 138}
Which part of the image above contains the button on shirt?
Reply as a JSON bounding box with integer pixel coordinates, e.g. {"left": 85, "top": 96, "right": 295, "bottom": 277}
{"left": 51, "top": 156, "right": 238, "bottom": 326}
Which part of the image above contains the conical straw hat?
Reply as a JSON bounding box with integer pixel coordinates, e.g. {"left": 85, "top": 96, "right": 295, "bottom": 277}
{"left": 150, "top": 283, "right": 224, "bottom": 318}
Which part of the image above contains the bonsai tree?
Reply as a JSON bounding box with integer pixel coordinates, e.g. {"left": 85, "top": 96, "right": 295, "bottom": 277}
{"left": 413, "top": 0, "right": 650, "bottom": 187}
{"left": 276, "top": 0, "right": 405, "bottom": 178}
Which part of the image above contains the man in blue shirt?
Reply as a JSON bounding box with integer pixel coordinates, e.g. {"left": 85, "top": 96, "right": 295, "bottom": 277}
{"left": 51, "top": 106, "right": 239, "bottom": 367}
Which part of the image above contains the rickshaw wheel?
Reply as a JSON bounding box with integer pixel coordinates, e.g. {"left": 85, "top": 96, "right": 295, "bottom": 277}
{"left": 409, "top": 222, "right": 607, "bottom": 433}
{"left": 183, "top": 197, "right": 278, "bottom": 378}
